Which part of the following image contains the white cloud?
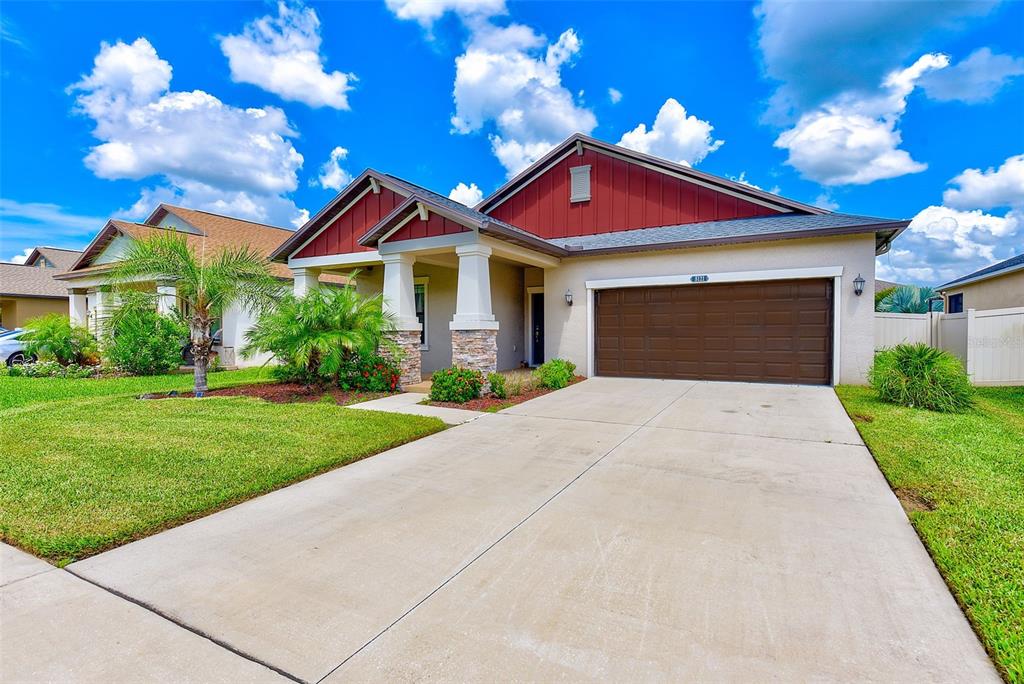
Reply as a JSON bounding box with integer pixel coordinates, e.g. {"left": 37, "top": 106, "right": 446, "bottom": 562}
{"left": 384, "top": 0, "right": 507, "bottom": 31}
{"left": 774, "top": 54, "right": 948, "bottom": 186}
{"left": 0, "top": 199, "right": 108, "bottom": 254}
{"left": 220, "top": 1, "right": 355, "bottom": 109}
{"left": 69, "top": 37, "right": 306, "bottom": 228}
{"left": 608, "top": 87, "right": 622, "bottom": 104}
{"left": 448, "top": 181, "right": 484, "bottom": 206}
{"left": 315, "top": 146, "right": 354, "bottom": 191}
{"left": 618, "top": 98, "right": 723, "bottom": 166}
{"left": 943, "top": 154, "right": 1024, "bottom": 210}
{"left": 814, "top": 193, "right": 839, "bottom": 211}
{"left": 118, "top": 181, "right": 309, "bottom": 229}
{"left": 754, "top": 0, "right": 997, "bottom": 121}
{"left": 9, "top": 248, "right": 33, "bottom": 264}
{"left": 919, "top": 48, "right": 1024, "bottom": 103}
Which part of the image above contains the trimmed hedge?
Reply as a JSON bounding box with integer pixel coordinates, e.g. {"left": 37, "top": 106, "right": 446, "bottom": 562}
{"left": 430, "top": 366, "right": 483, "bottom": 403}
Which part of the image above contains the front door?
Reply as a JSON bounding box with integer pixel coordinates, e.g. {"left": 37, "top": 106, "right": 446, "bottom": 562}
{"left": 530, "top": 292, "right": 544, "bottom": 366}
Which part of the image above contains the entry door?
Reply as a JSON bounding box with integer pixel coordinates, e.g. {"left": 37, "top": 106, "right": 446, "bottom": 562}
{"left": 594, "top": 279, "right": 833, "bottom": 385}
{"left": 531, "top": 292, "right": 545, "bottom": 366}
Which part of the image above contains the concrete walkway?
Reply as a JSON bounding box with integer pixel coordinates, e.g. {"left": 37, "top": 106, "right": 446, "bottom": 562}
{"left": 348, "top": 391, "right": 482, "bottom": 425}
{"left": 2, "top": 379, "right": 997, "bottom": 682}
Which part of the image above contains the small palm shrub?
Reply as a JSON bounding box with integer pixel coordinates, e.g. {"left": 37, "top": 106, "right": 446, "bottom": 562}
{"left": 534, "top": 358, "right": 577, "bottom": 389}
{"left": 869, "top": 343, "right": 973, "bottom": 412}
{"left": 430, "top": 366, "right": 483, "bottom": 403}
{"left": 487, "top": 371, "right": 508, "bottom": 399}
{"left": 21, "top": 313, "right": 98, "bottom": 366}
{"left": 106, "top": 293, "right": 188, "bottom": 375}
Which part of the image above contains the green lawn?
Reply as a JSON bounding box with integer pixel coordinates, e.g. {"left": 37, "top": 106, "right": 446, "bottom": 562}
{"left": 837, "top": 385, "right": 1023, "bottom": 682}
{"left": 0, "top": 374, "right": 445, "bottom": 564}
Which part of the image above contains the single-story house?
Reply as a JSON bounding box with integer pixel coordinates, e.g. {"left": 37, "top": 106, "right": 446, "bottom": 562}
{"left": 0, "top": 247, "right": 83, "bottom": 328}
{"left": 54, "top": 204, "right": 325, "bottom": 367}
{"left": 938, "top": 253, "right": 1023, "bottom": 313}
{"left": 272, "top": 133, "right": 907, "bottom": 386}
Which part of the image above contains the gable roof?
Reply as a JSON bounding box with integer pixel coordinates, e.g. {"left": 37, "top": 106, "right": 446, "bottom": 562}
{"left": 22, "top": 247, "right": 83, "bottom": 270}
{"left": 0, "top": 262, "right": 73, "bottom": 298}
{"left": 938, "top": 252, "right": 1024, "bottom": 290}
{"left": 475, "top": 133, "right": 827, "bottom": 216}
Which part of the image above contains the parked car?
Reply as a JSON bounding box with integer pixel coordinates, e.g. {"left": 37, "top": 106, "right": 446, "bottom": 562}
{"left": 0, "top": 329, "right": 34, "bottom": 366}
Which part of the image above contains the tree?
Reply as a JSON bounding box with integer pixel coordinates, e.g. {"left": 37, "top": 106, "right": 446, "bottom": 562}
{"left": 877, "top": 285, "right": 944, "bottom": 314}
{"left": 109, "top": 232, "right": 279, "bottom": 395}
{"left": 242, "top": 282, "right": 395, "bottom": 384}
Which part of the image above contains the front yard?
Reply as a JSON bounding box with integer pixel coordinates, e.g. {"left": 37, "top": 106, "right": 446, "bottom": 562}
{"left": 837, "top": 385, "right": 1023, "bottom": 681}
{"left": 0, "top": 372, "right": 445, "bottom": 564}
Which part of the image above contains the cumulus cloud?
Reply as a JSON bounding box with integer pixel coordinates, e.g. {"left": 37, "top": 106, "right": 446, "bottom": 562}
{"left": 919, "top": 48, "right": 1024, "bottom": 103}
{"left": 315, "top": 146, "right": 354, "bottom": 191}
{"left": 618, "top": 98, "right": 723, "bottom": 166}
{"left": 448, "top": 181, "right": 484, "bottom": 206}
{"left": 754, "top": 0, "right": 997, "bottom": 121}
{"left": 384, "top": 0, "right": 507, "bottom": 30}
{"left": 774, "top": 54, "right": 948, "bottom": 186}
{"left": 119, "top": 181, "right": 310, "bottom": 229}
{"left": 9, "top": 248, "right": 33, "bottom": 264}
{"left": 814, "top": 193, "right": 839, "bottom": 211}
{"left": 69, "top": 37, "right": 307, "bottom": 228}
{"left": 608, "top": 87, "right": 622, "bottom": 104}
{"left": 943, "top": 154, "right": 1024, "bottom": 210}
{"left": 220, "top": 1, "right": 355, "bottom": 109}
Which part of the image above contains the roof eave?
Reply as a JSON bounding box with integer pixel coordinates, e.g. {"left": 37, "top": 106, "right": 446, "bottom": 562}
{"left": 938, "top": 261, "right": 1024, "bottom": 291}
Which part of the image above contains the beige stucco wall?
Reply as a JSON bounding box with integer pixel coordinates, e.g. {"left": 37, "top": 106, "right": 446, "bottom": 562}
{"left": 0, "top": 296, "right": 68, "bottom": 328}
{"left": 944, "top": 269, "right": 1024, "bottom": 311}
{"left": 541, "top": 234, "right": 878, "bottom": 385}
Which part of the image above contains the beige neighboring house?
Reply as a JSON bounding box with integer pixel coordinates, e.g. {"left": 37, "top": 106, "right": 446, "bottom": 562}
{"left": 0, "top": 247, "right": 83, "bottom": 328}
{"left": 54, "top": 204, "right": 321, "bottom": 368}
{"left": 938, "top": 253, "right": 1024, "bottom": 313}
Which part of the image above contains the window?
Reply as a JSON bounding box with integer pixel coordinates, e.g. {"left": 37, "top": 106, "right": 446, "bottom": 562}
{"left": 947, "top": 293, "right": 963, "bottom": 314}
{"left": 414, "top": 277, "right": 428, "bottom": 349}
{"left": 569, "top": 165, "right": 591, "bottom": 202}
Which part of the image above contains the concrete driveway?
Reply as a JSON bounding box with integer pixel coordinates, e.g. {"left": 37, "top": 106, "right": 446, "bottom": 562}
{"left": 2, "top": 379, "right": 997, "bottom": 682}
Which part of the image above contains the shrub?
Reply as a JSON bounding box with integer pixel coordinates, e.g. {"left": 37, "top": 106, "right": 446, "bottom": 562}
{"left": 105, "top": 301, "right": 188, "bottom": 376}
{"left": 877, "top": 286, "right": 943, "bottom": 313}
{"left": 487, "top": 372, "right": 507, "bottom": 399}
{"left": 20, "top": 314, "right": 98, "bottom": 366}
{"left": 430, "top": 366, "right": 483, "bottom": 403}
{"left": 5, "top": 361, "right": 95, "bottom": 379}
{"left": 338, "top": 352, "right": 401, "bottom": 392}
{"left": 534, "top": 358, "right": 577, "bottom": 390}
{"left": 869, "top": 343, "right": 974, "bottom": 412}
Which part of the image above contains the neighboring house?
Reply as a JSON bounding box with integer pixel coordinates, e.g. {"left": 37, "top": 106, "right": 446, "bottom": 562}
{"left": 938, "top": 253, "right": 1024, "bottom": 313}
{"left": 54, "top": 204, "right": 313, "bottom": 368}
{"left": 272, "top": 133, "right": 907, "bottom": 386}
{"left": 0, "top": 247, "right": 83, "bottom": 328}
{"left": 875, "top": 279, "right": 902, "bottom": 293}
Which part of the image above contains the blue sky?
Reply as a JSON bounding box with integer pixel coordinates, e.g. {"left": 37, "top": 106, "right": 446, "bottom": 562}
{"left": 1, "top": 0, "right": 1022, "bottom": 285}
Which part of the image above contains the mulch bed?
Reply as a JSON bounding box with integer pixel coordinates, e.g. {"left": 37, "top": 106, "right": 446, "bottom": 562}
{"left": 426, "top": 376, "right": 585, "bottom": 412}
{"left": 141, "top": 382, "right": 389, "bottom": 406}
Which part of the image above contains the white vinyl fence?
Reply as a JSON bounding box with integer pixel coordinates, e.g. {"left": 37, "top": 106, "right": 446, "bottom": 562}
{"left": 875, "top": 307, "right": 1024, "bottom": 386}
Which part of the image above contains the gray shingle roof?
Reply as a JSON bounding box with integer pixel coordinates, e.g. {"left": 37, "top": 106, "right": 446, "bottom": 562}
{"left": 938, "top": 252, "right": 1024, "bottom": 289}
{"left": 28, "top": 247, "right": 82, "bottom": 270}
{"left": 550, "top": 212, "right": 905, "bottom": 254}
{"left": 0, "top": 262, "right": 72, "bottom": 298}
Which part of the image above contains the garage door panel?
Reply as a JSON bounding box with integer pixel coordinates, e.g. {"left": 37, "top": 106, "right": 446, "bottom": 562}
{"left": 595, "top": 279, "right": 832, "bottom": 385}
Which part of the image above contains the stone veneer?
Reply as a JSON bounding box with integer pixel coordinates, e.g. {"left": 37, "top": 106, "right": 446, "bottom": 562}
{"left": 451, "top": 329, "right": 498, "bottom": 376}
{"left": 384, "top": 330, "right": 422, "bottom": 387}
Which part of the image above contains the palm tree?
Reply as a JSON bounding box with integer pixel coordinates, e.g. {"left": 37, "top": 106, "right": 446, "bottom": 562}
{"left": 109, "top": 232, "right": 279, "bottom": 395}
{"left": 877, "top": 285, "right": 944, "bottom": 314}
{"left": 242, "top": 282, "right": 395, "bottom": 383}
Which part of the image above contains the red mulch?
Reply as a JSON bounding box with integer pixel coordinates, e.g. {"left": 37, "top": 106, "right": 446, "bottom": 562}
{"left": 143, "top": 382, "right": 390, "bottom": 406}
{"left": 427, "top": 376, "right": 585, "bottom": 412}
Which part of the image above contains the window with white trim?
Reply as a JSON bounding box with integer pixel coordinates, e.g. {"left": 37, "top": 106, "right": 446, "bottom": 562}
{"left": 414, "top": 277, "right": 428, "bottom": 349}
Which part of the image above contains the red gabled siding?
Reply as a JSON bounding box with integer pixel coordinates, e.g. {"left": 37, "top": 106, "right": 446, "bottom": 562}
{"left": 386, "top": 213, "right": 469, "bottom": 243}
{"left": 296, "top": 187, "right": 403, "bottom": 257}
{"left": 488, "top": 148, "right": 780, "bottom": 239}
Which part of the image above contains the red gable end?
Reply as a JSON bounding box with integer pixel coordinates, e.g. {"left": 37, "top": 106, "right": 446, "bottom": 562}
{"left": 385, "top": 213, "right": 469, "bottom": 243}
{"left": 488, "top": 147, "right": 781, "bottom": 240}
{"left": 296, "top": 186, "right": 404, "bottom": 258}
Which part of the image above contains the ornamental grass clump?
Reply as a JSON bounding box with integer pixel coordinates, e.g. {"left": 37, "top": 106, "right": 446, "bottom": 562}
{"left": 429, "top": 366, "right": 483, "bottom": 403}
{"left": 868, "top": 343, "right": 974, "bottom": 413}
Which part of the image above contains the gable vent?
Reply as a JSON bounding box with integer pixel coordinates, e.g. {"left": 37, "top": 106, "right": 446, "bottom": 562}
{"left": 569, "top": 165, "right": 591, "bottom": 203}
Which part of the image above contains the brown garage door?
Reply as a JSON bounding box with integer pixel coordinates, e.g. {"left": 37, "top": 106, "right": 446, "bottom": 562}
{"left": 595, "top": 279, "right": 833, "bottom": 385}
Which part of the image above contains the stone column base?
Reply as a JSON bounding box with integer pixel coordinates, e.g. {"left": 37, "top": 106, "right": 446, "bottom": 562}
{"left": 384, "top": 330, "right": 422, "bottom": 387}
{"left": 451, "top": 329, "right": 498, "bottom": 380}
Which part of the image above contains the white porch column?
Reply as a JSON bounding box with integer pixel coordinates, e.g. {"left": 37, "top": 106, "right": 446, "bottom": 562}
{"left": 156, "top": 280, "right": 177, "bottom": 315}
{"left": 450, "top": 244, "right": 498, "bottom": 330}
{"left": 291, "top": 267, "right": 320, "bottom": 297}
{"left": 69, "top": 289, "right": 88, "bottom": 327}
{"left": 93, "top": 288, "right": 113, "bottom": 335}
{"left": 381, "top": 253, "right": 422, "bottom": 386}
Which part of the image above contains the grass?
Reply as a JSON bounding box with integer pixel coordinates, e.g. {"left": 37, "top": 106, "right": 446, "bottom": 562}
{"left": 0, "top": 366, "right": 272, "bottom": 410}
{"left": 837, "top": 385, "right": 1024, "bottom": 682}
{"left": 0, "top": 373, "right": 446, "bottom": 564}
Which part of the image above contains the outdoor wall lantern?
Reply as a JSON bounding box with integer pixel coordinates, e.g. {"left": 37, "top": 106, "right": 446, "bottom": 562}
{"left": 853, "top": 273, "right": 865, "bottom": 297}
{"left": 565, "top": 289, "right": 574, "bottom": 306}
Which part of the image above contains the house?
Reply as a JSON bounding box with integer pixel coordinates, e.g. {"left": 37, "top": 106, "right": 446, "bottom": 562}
{"left": 54, "top": 204, "right": 313, "bottom": 367}
{"left": 875, "top": 279, "right": 902, "bottom": 293}
{"left": 938, "top": 253, "right": 1023, "bottom": 313}
{"left": 0, "top": 247, "right": 83, "bottom": 328}
{"left": 272, "top": 133, "right": 908, "bottom": 386}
